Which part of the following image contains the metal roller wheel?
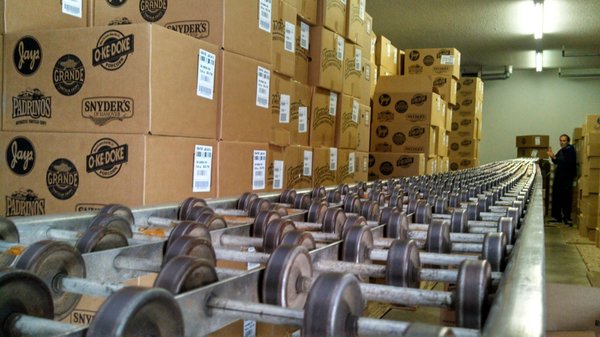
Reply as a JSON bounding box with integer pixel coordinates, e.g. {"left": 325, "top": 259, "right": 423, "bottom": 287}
{"left": 327, "top": 190, "right": 342, "bottom": 203}
{"left": 293, "top": 193, "right": 312, "bottom": 210}
{"left": 269, "top": 203, "right": 288, "bottom": 217}
{"left": 0, "top": 269, "right": 54, "bottom": 336}
{"left": 237, "top": 192, "right": 258, "bottom": 211}
{"left": 402, "top": 323, "right": 454, "bottom": 337}
{"left": 262, "top": 245, "right": 313, "bottom": 309}
{"left": 186, "top": 205, "right": 215, "bottom": 222}
{"left": 303, "top": 272, "right": 364, "bottom": 337}
{"left": 280, "top": 230, "right": 316, "bottom": 251}
{"left": 506, "top": 207, "right": 520, "bottom": 230}
{"left": 88, "top": 213, "right": 133, "bottom": 239}
{"left": 342, "top": 225, "right": 373, "bottom": 266}
{"left": 154, "top": 256, "right": 218, "bottom": 295}
{"left": 343, "top": 194, "right": 362, "bottom": 214}
{"left": 406, "top": 198, "right": 419, "bottom": 215}
{"left": 448, "top": 192, "right": 460, "bottom": 208}
{"left": 414, "top": 200, "right": 432, "bottom": 224}
{"left": 455, "top": 259, "right": 491, "bottom": 329}
{"left": 389, "top": 193, "right": 403, "bottom": 209}
{"left": 482, "top": 232, "right": 507, "bottom": 272}
{"left": 378, "top": 206, "right": 398, "bottom": 226}
{"left": 450, "top": 208, "right": 468, "bottom": 233}
{"left": 498, "top": 217, "right": 515, "bottom": 245}
{"left": 75, "top": 226, "right": 129, "bottom": 253}
{"left": 15, "top": 240, "right": 85, "bottom": 320}
{"left": 341, "top": 215, "right": 367, "bottom": 239}
{"left": 166, "top": 221, "right": 211, "bottom": 252}
{"left": 477, "top": 195, "right": 488, "bottom": 214}
{"left": 321, "top": 208, "right": 347, "bottom": 235}
{"left": 466, "top": 202, "right": 479, "bottom": 221}
{"left": 337, "top": 184, "right": 349, "bottom": 195}
{"left": 425, "top": 220, "right": 452, "bottom": 254}
{"left": 248, "top": 198, "right": 271, "bottom": 218}
{"left": 307, "top": 201, "right": 328, "bottom": 223}
{"left": 87, "top": 286, "right": 184, "bottom": 337}
{"left": 262, "top": 219, "right": 296, "bottom": 254}
{"left": 178, "top": 197, "right": 208, "bottom": 220}
{"left": 386, "top": 239, "right": 421, "bottom": 288}
{"left": 163, "top": 236, "right": 216, "bottom": 267}
{"left": 386, "top": 210, "right": 409, "bottom": 240}
{"left": 280, "top": 189, "right": 297, "bottom": 204}
{"left": 434, "top": 197, "right": 448, "bottom": 214}
{"left": 0, "top": 217, "right": 19, "bottom": 242}
{"left": 360, "top": 200, "right": 380, "bottom": 222}
{"left": 253, "top": 210, "right": 282, "bottom": 238}
{"left": 96, "top": 204, "right": 135, "bottom": 227}
{"left": 195, "top": 213, "right": 227, "bottom": 231}
{"left": 311, "top": 186, "right": 326, "bottom": 200}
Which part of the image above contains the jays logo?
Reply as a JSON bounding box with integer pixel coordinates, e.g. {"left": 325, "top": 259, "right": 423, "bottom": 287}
{"left": 13, "top": 36, "right": 42, "bottom": 76}
{"left": 6, "top": 137, "right": 35, "bottom": 175}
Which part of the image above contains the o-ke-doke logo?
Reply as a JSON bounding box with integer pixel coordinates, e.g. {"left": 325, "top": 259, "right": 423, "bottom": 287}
{"left": 6, "top": 189, "right": 45, "bottom": 216}
{"left": 46, "top": 158, "right": 79, "bottom": 200}
{"left": 92, "top": 30, "right": 134, "bottom": 71}
{"left": 86, "top": 138, "right": 129, "bottom": 179}
{"left": 139, "top": 0, "right": 167, "bottom": 22}
{"left": 13, "top": 36, "right": 42, "bottom": 76}
{"left": 12, "top": 88, "right": 52, "bottom": 125}
{"left": 6, "top": 137, "right": 35, "bottom": 176}
{"left": 81, "top": 97, "right": 134, "bottom": 126}
{"left": 53, "top": 54, "right": 85, "bottom": 96}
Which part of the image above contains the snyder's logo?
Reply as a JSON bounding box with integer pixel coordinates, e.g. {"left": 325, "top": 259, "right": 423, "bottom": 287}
{"left": 6, "top": 137, "right": 35, "bottom": 176}
{"left": 13, "top": 36, "right": 42, "bottom": 76}
{"left": 53, "top": 54, "right": 85, "bottom": 96}
{"left": 411, "top": 94, "right": 427, "bottom": 106}
{"left": 393, "top": 132, "right": 406, "bottom": 145}
{"left": 461, "top": 98, "right": 473, "bottom": 106}
{"left": 46, "top": 158, "right": 79, "bottom": 200}
{"left": 395, "top": 100, "right": 408, "bottom": 113}
{"left": 12, "top": 88, "right": 52, "bottom": 125}
{"left": 6, "top": 189, "right": 45, "bottom": 216}
{"left": 378, "top": 94, "right": 391, "bottom": 107}
{"left": 408, "top": 126, "right": 425, "bottom": 138}
{"left": 397, "top": 156, "right": 415, "bottom": 168}
{"left": 408, "top": 50, "right": 420, "bottom": 61}
{"left": 461, "top": 140, "right": 473, "bottom": 146}
{"left": 379, "top": 161, "right": 393, "bottom": 176}
{"left": 93, "top": 30, "right": 134, "bottom": 71}
{"left": 82, "top": 97, "right": 134, "bottom": 126}
{"left": 460, "top": 159, "right": 473, "bottom": 166}
{"left": 166, "top": 21, "right": 209, "bottom": 38}
{"left": 86, "top": 138, "right": 129, "bottom": 179}
{"left": 461, "top": 119, "right": 472, "bottom": 126}
{"left": 139, "top": 0, "right": 167, "bottom": 22}
{"left": 107, "top": 0, "right": 127, "bottom": 7}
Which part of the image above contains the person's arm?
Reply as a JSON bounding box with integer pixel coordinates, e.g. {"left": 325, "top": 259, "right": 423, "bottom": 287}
{"left": 547, "top": 147, "right": 557, "bottom": 163}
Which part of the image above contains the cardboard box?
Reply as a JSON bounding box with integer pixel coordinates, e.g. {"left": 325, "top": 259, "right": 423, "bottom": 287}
{"left": 574, "top": 127, "right": 583, "bottom": 141}
{"left": 355, "top": 151, "right": 369, "bottom": 182}
{"left": 298, "top": 0, "right": 318, "bottom": 25}
{"left": 371, "top": 123, "right": 438, "bottom": 157}
{"left": 310, "top": 87, "right": 337, "bottom": 147}
{"left": 93, "top": 0, "right": 272, "bottom": 63}
{"left": 216, "top": 141, "right": 269, "bottom": 197}
{"left": 372, "top": 88, "right": 445, "bottom": 128}
{"left": 448, "top": 136, "right": 478, "bottom": 158}
{"left": 374, "top": 35, "right": 398, "bottom": 74}
{"left": 359, "top": 58, "right": 372, "bottom": 106}
{"left": 583, "top": 115, "right": 600, "bottom": 135}
{"left": 431, "top": 75, "right": 457, "bottom": 106}
{"left": 345, "top": 0, "right": 365, "bottom": 44}
{"left": 3, "top": 24, "right": 220, "bottom": 138}
{"left": 336, "top": 149, "right": 356, "bottom": 184}
{"left": 546, "top": 283, "right": 600, "bottom": 332}
{"left": 312, "top": 147, "right": 337, "bottom": 187}
{"left": 317, "top": 0, "right": 346, "bottom": 36}
{"left": 294, "top": 17, "right": 311, "bottom": 85}
{"left": 426, "top": 157, "right": 439, "bottom": 175}
{"left": 1, "top": 0, "right": 87, "bottom": 34}
{"left": 357, "top": 12, "right": 372, "bottom": 51}
{"left": 517, "top": 147, "right": 549, "bottom": 159}
{"left": 457, "top": 76, "right": 484, "bottom": 100}
{"left": 290, "top": 80, "right": 311, "bottom": 146}
{"left": 357, "top": 103, "right": 371, "bottom": 152}
{"left": 267, "top": 144, "right": 313, "bottom": 191}
{"left": 219, "top": 51, "right": 271, "bottom": 143}
{"left": 449, "top": 157, "right": 479, "bottom": 171}
{"left": 370, "top": 30, "right": 377, "bottom": 63}
{"left": 516, "top": 135, "right": 550, "bottom": 148}
{"left": 451, "top": 116, "right": 480, "bottom": 139}
{"left": 270, "top": 73, "right": 292, "bottom": 146}
{"left": 1, "top": 131, "right": 217, "bottom": 216}
{"left": 404, "top": 48, "right": 461, "bottom": 79}
{"left": 336, "top": 94, "right": 359, "bottom": 149}
{"left": 308, "top": 26, "right": 344, "bottom": 93}
{"left": 343, "top": 42, "right": 363, "bottom": 97}
{"left": 368, "top": 152, "right": 426, "bottom": 180}
{"left": 272, "top": 0, "right": 297, "bottom": 77}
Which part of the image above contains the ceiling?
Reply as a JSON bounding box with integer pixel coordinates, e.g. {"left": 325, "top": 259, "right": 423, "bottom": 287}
{"left": 365, "top": 0, "right": 600, "bottom": 74}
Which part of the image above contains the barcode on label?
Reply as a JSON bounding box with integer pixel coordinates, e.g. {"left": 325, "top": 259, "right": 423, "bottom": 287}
{"left": 284, "top": 21, "right": 295, "bottom": 52}
{"left": 62, "top": 0, "right": 82, "bottom": 18}
{"left": 243, "top": 320, "right": 257, "bottom": 337}
{"left": 258, "top": 0, "right": 272, "bottom": 32}
{"left": 352, "top": 100, "right": 359, "bottom": 123}
{"left": 303, "top": 150, "right": 312, "bottom": 176}
{"left": 329, "top": 148, "right": 337, "bottom": 171}
{"left": 336, "top": 35, "right": 344, "bottom": 61}
{"left": 256, "top": 66, "right": 271, "bottom": 108}
{"left": 329, "top": 92, "right": 338, "bottom": 116}
{"left": 298, "top": 106, "right": 308, "bottom": 133}
{"left": 300, "top": 22, "right": 310, "bottom": 49}
{"left": 355, "top": 48, "right": 362, "bottom": 71}
{"left": 193, "top": 145, "right": 212, "bottom": 192}
{"left": 359, "top": 0, "right": 366, "bottom": 20}
{"left": 441, "top": 55, "right": 455, "bottom": 65}
{"left": 253, "top": 150, "right": 267, "bottom": 190}
{"left": 197, "top": 49, "right": 216, "bottom": 100}
{"left": 273, "top": 160, "right": 284, "bottom": 190}
{"left": 280, "top": 94, "right": 290, "bottom": 123}
{"left": 349, "top": 152, "right": 355, "bottom": 174}
{"left": 365, "top": 63, "right": 371, "bottom": 80}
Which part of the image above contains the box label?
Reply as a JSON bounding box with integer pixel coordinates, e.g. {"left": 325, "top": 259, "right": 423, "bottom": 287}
{"left": 243, "top": 319, "right": 256, "bottom": 337}
{"left": 256, "top": 66, "right": 271, "bottom": 108}
{"left": 349, "top": 152, "right": 355, "bottom": 174}
{"left": 299, "top": 106, "right": 308, "bottom": 133}
{"left": 352, "top": 100, "right": 359, "bottom": 123}
{"left": 359, "top": 0, "right": 366, "bottom": 20}
{"left": 193, "top": 145, "right": 212, "bottom": 192}
{"left": 330, "top": 148, "right": 338, "bottom": 171}
{"left": 197, "top": 49, "right": 216, "bottom": 100}
{"left": 440, "top": 54, "right": 455, "bottom": 65}
{"left": 534, "top": 136, "right": 541, "bottom": 146}
{"left": 273, "top": 160, "right": 284, "bottom": 190}
{"left": 304, "top": 150, "right": 312, "bottom": 176}
{"left": 329, "top": 92, "right": 338, "bottom": 116}
{"left": 336, "top": 35, "right": 345, "bottom": 61}
{"left": 355, "top": 48, "right": 362, "bottom": 71}
{"left": 258, "top": 0, "right": 272, "bottom": 33}
{"left": 300, "top": 21, "right": 310, "bottom": 49}
{"left": 284, "top": 21, "right": 296, "bottom": 52}
{"left": 62, "top": 0, "right": 82, "bottom": 18}
{"left": 279, "top": 94, "right": 290, "bottom": 123}
{"left": 253, "top": 150, "right": 267, "bottom": 190}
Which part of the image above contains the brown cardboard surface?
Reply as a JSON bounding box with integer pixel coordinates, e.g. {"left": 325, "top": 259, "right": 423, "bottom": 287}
{"left": 272, "top": 0, "right": 297, "bottom": 77}
{"left": 516, "top": 135, "right": 550, "bottom": 148}
{"left": 357, "top": 12, "right": 372, "bottom": 51}
{"left": 449, "top": 156, "right": 479, "bottom": 171}
{"left": 584, "top": 115, "right": 600, "bottom": 135}
{"left": 290, "top": 80, "right": 311, "bottom": 146}
{"left": 343, "top": 42, "right": 362, "bottom": 97}
{"left": 574, "top": 127, "right": 583, "bottom": 140}
{"left": 371, "top": 123, "right": 439, "bottom": 158}
{"left": 336, "top": 94, "right": 359, "bottom": 149}
{"left": 374, "top": 35, "right": 398, "bottom": 73}
{"left": 3, "top": 24, "right": 219, "bottom": 138}
{"left": 287, "top": 145, "right": 314, "bottom": 189}
{"left": 0, "top": 131, "right": 217, "bottom": 216}
{"left": 345, "top": 0, "right": 364, "bottom": 44}
{"left": 457, "top": 76, "right": 484, "bottom": 100}
{"left": 357, "top": 103, "right": 371, "bottom": 152}
{"left": 336, "top": 149, "right": 356, "bottom": 183}
{"left": 270, "top": 73, "right": 292, "bottom": 146}
{"left": 355, "top": 151, "right": 369, "bottom": 182}
{"left": 359, "top": 57, "right": 372, "bottom": 106}
{"left": 298, "top": 0, "right": 318, "bottom": 25}
{"left": 517, "top": 147, "right": 549, "bottom": 159}
{"left": 448, "top": 136, "right": 478, "bottom": 158}
{"left": 451, "top": 115, "right": 480, "bottom": 140}
{"left": 1, "top": 0, "right": 87, "bottom": 34}
{"left": 404, "top": 48, "right": 461, "bottom": 79}
{"left": 93, "top": 0, "right": 272, "bottom": 63}
{"left": 317, "top": 0, "right": 346, "bottom": 36}
{"left": 368, "top": 152, "right": 426, "bottom": 180}
{"left": 294, "top": 17, "right": 311, "bottom": 85}
{"left": 217, "top": 141, "right": 269, "bottom": 198}
{"left": 310, "top": 87, "right": 337, "bottom": 147}
{"left": 219, "top": 51, "right": 271, "bottom": 143}
{"left": 372, "top": 89, "right": 444, "bottom": 128}
{"left": 312, "top": 146, "right": 337, "bottom": 187}
{"left": 308, "top": 25, "right": 344, "bottom": 92}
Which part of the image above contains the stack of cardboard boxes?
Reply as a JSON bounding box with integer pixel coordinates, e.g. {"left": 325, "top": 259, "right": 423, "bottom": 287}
{"left": 0, "top": 0, "right": 378, "bottom": 216}
{"left": 515, "top": 135, "right": 550, "bottom": 159}
{"left": 576, "top": 116, "right": 600, "bottom": 243}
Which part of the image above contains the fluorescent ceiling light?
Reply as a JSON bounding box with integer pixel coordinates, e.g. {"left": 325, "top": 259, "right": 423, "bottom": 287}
{"left": 534, "top": 1, "right": 544, "bottom": 39}
{"left": 535, "top": 51, "right": 543, "bottom": 72}
{"left": 558, "top": 68, "right": 600, "bottom": 78}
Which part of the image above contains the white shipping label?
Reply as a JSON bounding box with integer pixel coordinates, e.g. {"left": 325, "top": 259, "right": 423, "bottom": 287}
{"left": 273, "top": 160, "right": 284, "bottom": 190}
{"left": 284, "top": 21, "right": 296, "bottom": 52}
{"left": 304, "top": 150, "right": 313, "bottom": 176}
{"left": 252, "top": 150, "right": 267, "bottom": 190}
{"left": 349, "top": 152, "right": 355, "bottom": 174}
{"left": 363, "top": 157, "right": 368, "bottom": 172}
{"left": 386, "top": 43, "right": 391, "bottom": 57}
{"left": 197, "top": 49, "right": 216, "bottom": 99}
{"left": 534, "top": 136, "right": 541, "bottom": 146}
{"left": 300, "top": 21, "right": 310, "bottom": 50}
{"left": 365, "top": 63, "right": 371, "bottom": 80}
{"left": 256, "top": 66, "right": 271, "bottom": 108}
{"left": 531, "top": 149, "right": 539, "bottom": 157}
{"left": 364, "top": 108, "right": 370, "bottom": 125}
{"left": 352, "top": 100, "right": 359, "bottom": 123}
{"left": 279, "top": 94, "right": 291, "bottom": 123}
{"left": 193, "top": 145, "right": 212, "bottom": 192}
{"left": 336, "top": 35, "right": 345, "bottom": 61}
{"left": 330, "top": 148, "right": 338, "bottom": 171}
{"left": 440, "top": 54, "right": 455, "bottom": 65}
{"left": 393, "top": 49, "right": 398, "bottom": 64}
{"left": 291, "top": 330, "right": 302, "bottom": 337}
{"left": 62, "top": 0, "right": 82, "bottom": 18}
{"left": 341, "top": 0, "right": 347, "bottom": 5}
{"left": 298, "top": 106, "right": 308, "bottom": 133}
{"left": 329, "top": 92, "right": 338, "bottom": 116}
{"left": 359, "top": 0, "right": 366, "bottom": 20}
{"left": 243, "top": 320, "right": 257, "bottom": 337}
{"left": 258, "top": 0, "right": 272, "bottom": 33}
{"left": 355, "top": 48, "right": 362, "bottom": 71}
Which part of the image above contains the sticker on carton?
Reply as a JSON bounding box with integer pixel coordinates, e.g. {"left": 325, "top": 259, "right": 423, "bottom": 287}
{"left": 193, "top": 145, "right": 212, "bottom": 192}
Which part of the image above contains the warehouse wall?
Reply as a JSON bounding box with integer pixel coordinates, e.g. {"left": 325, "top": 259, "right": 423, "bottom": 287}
{"left": 480, "top": 69, "right": 600, "bottom": 164}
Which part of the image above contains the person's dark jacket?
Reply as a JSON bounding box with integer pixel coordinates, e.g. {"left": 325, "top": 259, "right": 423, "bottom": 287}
{"left": 551, "top": 144, "right": 577, "bottom": 180}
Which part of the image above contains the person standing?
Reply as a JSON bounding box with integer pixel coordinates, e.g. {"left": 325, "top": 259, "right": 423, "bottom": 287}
{"left": 546, "top": 134, "right": 577, "bottom": 225}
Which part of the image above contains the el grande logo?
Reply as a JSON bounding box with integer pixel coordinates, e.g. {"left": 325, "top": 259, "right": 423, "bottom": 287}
{"left": 139, "top": 0, "right": 167, "bottom": 22}
{"left": 46, "top": 158, "right": 79, "bottom": 200}
{"left": 53, "top": 54, "right": 85, "bottom": 96}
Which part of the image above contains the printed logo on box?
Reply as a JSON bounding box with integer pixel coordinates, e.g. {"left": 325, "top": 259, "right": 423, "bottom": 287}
{"left": 12, "top": 88, "right": 52, "bottom": 125}
{"left": 86, "top": 138, "right": 129, "bottom": 178}
{"left": 6, "top": 189, "right": 45, "bottom": 216}
{"left": 321, "top": 49, "right": 342, "bottom": 71}
{"left": 374, "top": 143, "right": 391, "bottom": 152}
{"left": 81, "top": 97, "right": 134, "bottom": 126}
{"left": 395, "top": 100, "right": 408, "bottom": 113}
{"left": 75, "top": 203, "right": 105, "bottom": 212}
{"left": 393, "top": 132, "right": 406, "bottom": 145}
{"left": 408, "top": 126, "right": 425, "bottom": 138}
{"left": 313, "top": 106, "right": 333, "bottom": 128}
{"left": 139, "top": 0, "right": 167, "bottom": 22}
{"left": 379, "top": 161, "right": 393, "bottom": 175}
{"left": 397, "top": 156, "right": 415, "bottom": 168}
{"left": 106, "top": 0, "right": 127, "bottom": 7}
{"left": 378, "top": 94, "right": 391, "bottom": 106}
{"left": 411, "top": 94, "right": 427, "bottom": 106}
{"left": 93, "top": 30, "right": 134, "bottom": 71}
{"left": 46, "top": 158, "right": 79, "bottom": 200}
{"left": 436, "top": 49, "right": 452, "bottom": 59}
{"left": 450, "top": 143, "right": 460, "bottom": 151}
{"left": 377, "top": 110, "right": 394, "bottom": 122}
{"left": 375, "top": 125, "right": 388, "bottom": 138}
{"left": 423, "top": 55, "right": 434, "bottom": 66}
{"left": 6, "top": 137, "right": 35, "bottom": 176}
{"left": 13, "top": 36, "right": 42, "bottom": 76}
{"left": 461, "top": 139, "right": 473, "bottom": 146}
{"left": 165, "top": 21, "right": 209, "bottom": 38}
{"left": 433, "top": 77, "right": 447, "bottom": 87}
{"left": 408, "top": 50, "right": 420, "bottom": 61}
{"left": 53, "top": 54, "right": 85, "bottom": 96}
{"left": 450, "top": 162, "right": 459, "bottom": 171}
